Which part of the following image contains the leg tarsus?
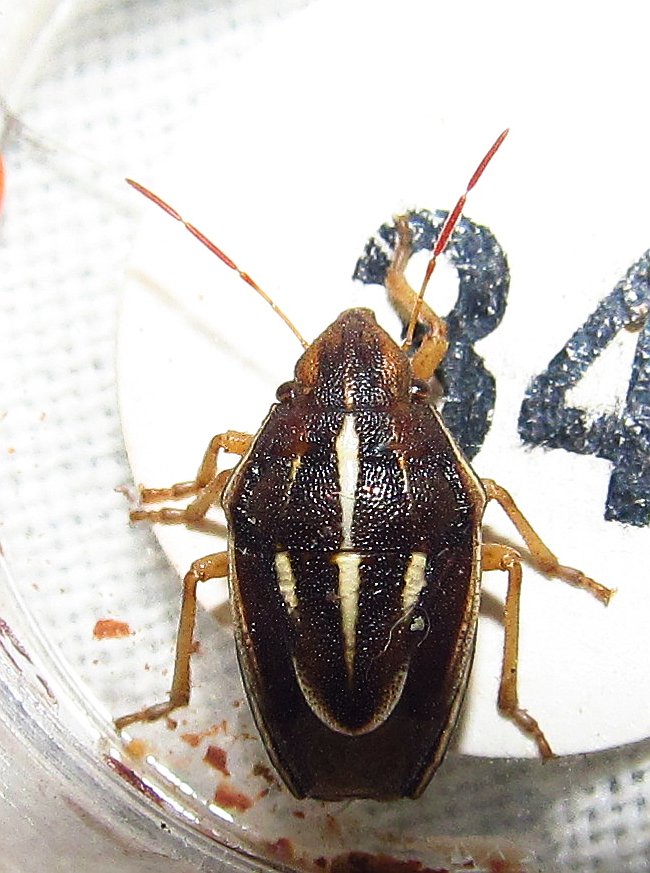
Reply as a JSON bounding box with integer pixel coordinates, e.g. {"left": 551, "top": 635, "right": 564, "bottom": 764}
{"left": 139, "top": 481, "right": 201, "bottom": 505}
{"left": 115, "top": 551, "right": 229, "bottom": 730}
{"left": 482, "top": 478, "right": 614, "bottom": 605}
{"left": 129, "top": 470, "right": 229, "bottom": 527}
{"left": 130, "top": 506, "right": 195, "bottom": 525}
{"left": 481, "top": 542, "right": 555, "bottom": 759}
{"left": 128, "top": 431, "right": 253, "bottom": 528}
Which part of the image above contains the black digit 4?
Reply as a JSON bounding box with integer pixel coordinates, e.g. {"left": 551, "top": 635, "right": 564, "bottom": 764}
{"left": 519, "top": 249, "right": 650, "bottom": 526}
{"left": 354, "top": 209, "right": 510, "bottom": 459}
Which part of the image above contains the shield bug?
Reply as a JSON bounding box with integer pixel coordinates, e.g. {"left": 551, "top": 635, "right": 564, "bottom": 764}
{"left": 116, "top": 131, "right": 613, "bottom": 800}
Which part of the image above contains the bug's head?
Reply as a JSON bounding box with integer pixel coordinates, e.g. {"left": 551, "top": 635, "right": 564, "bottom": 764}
{"left": 293, "top": 308, "right": 411, "bottom": 408}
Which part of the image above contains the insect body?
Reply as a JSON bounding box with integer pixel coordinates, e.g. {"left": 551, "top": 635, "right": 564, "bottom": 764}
{"left": 116, "top": 132, "right": 613, "bottom": 800}
{"left": 223, "top": 307, "right": 485, "bottom": 799}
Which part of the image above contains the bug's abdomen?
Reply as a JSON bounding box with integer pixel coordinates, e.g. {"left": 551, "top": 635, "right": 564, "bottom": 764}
{"left": 224, "top": 401, "right": 484, "bottom": 798}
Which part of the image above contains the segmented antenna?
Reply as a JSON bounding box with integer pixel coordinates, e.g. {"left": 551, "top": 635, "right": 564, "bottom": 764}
{"left": 403, "top": 129, "right": 509, "bottom": 350}
{"left": 126, "top": 179, "right": 310, "bottom": 350}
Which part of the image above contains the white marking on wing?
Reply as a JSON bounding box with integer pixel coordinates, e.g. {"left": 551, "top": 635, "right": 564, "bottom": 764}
{"left": 288, "top": 455, "right": 301, "bottom": 484}
{"left": 402, "top": 551, "right": 427, "bottom": 615}
{"left": 333, "top": 551, "right": 362, "bottom": 679}
{"left": 274, "top": 551, "right": 298, "bottom": 613}
{"left": 335, "top": 413, "right": 360, "bottom": 550}
{"left": 396, "top": 451, "right": 411, "bottom": 498}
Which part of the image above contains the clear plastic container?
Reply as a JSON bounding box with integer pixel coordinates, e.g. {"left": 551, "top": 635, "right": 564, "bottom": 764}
{"left": 1, "top": 3, "right": 648, "bottom": 872}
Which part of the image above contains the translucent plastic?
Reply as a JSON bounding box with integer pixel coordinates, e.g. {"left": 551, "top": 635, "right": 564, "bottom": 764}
{"left": 1, "top": 3, "right": 649, "bottom": 872}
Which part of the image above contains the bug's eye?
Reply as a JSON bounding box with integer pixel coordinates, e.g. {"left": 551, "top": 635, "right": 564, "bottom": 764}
{"left": 276, "top": 381, "right": 296, "bottom": 402}
{"left": 410, "top": 380, "right": 430, "bottom": 402}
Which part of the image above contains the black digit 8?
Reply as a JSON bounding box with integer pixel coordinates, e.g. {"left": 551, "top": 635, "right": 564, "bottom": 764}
{"left": 354, "top": 209, "right": 510, "bottom": 459}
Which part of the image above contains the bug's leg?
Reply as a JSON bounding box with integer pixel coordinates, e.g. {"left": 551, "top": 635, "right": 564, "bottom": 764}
{"left": 130, "top": 469, "right": 232, "bottom": 526}
{"left": 137, "top": 429, "right": 252, "bottom": 503}
{"left": 482, "top": 479, "right": 614, "bottom": 605}
{"left": 481, "top": 542, "right": 554, "bottom": 758}
{"left": 385, "top": 215, "right": 449, "bottom": 381}
{"left": 130, "top": 430, "right": 253, "bottom": 526}
{"left": 115, "top": 551, "right": 228, "bottom": 729}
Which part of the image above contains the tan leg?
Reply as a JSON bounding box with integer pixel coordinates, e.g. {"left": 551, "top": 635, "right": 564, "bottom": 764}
{"left": 385, "top": 216, "right": 449, "bottom": 381}
{"left": 482, "top": 542, "right": 554, "bottom": 758}
{"left": 130, "top": 430, "right": 252, "bottom": 526}
{"left": 482, "top": 479, "right": 614, "bottom": 605}
{"left": 115, "top": 551, "right": 229, "bottom": 729}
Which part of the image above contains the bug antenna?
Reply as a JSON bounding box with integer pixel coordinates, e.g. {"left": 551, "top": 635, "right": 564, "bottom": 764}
{"left": 403, "top": 129, "right": 509, "bottom": 350}
{"left": 126, "top": 179, "right": 310, "bottom": 350}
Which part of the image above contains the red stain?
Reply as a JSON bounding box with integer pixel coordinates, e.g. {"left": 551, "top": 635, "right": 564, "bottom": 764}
{"left": 105, "top": 756, "right": 163, "bottom": 808}
{"left": 214, "top": 782, "right": 253, "bottom": 812}
{"left": 180, "top": 719, "right": 228, "bottom": 748}
{"left": 93, "top": 619, "right": 132, "bottom": 639}
{"left": 252, "top": 761, "right": 280, "bottom": 788}
{"left": 203, "top": 744, "right": 230, "bottom": 776}
{"left": 329, "top": 852, "right": 449, "bottom": 873}
{"left": 266, "top": 838, "right": 294, "bottom": 862}
{"left": 488, "top": 861, "right": 525, "bottom": 873}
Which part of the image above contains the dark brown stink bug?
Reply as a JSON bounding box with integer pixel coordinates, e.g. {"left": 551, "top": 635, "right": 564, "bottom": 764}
{"left": 116, "top": 131, "right": 613, "bottom": 800}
